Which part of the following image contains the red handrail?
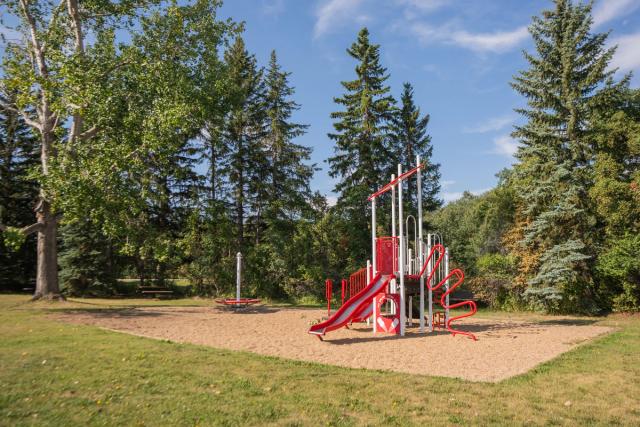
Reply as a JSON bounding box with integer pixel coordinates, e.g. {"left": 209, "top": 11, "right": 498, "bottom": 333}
{"left": 325, "top": 279, "right": 333, "bottom": 316}
{"left": 348, "top": 266, "right": 370, "bottom": 301}
{"left": 408, "top": 244, "right": 477, "bottom": 340}
{"left": 341, "top": 279, "right": 347, "bottom": 305}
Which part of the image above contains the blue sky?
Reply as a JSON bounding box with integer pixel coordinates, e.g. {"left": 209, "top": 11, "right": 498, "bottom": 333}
{"left": 216, "top": 0, "right": 640, "bottom": 203}
{"left": 2, "top": 0, "right": 639, "bottom": 203}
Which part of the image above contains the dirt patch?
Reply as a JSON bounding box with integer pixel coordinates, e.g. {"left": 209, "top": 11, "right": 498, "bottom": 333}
{"left": 55, "top": 305, "right": 611, "bottom": 382}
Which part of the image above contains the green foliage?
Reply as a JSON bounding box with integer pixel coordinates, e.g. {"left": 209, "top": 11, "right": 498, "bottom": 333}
{"left": 389, "top": 82, "right": 441, "bottom": 211}
{"left": 2, "top": 226, "right": 26, "bottom": 252}
{"left": 59, "top": 219, "right": 117, "bottom": 296}
{"left": 428, "top": 181, "right": 516, "bottom": 277}
{"left": 328, "top": 27, "right": 397, "bottom": 265}
{"left": 596, "top": 234, "right": 640, "bottom": 312}
{"left": 180, "top": 207, "right": 235, "bottom": 296}
{"left": 0, "top": 90, "right": 38, "bottom": 289}
{"left": 469, "top": 253, "right": 518, "bottom": 309}
{"left": 509, "top": 0, "right": 628, "bottom": 313}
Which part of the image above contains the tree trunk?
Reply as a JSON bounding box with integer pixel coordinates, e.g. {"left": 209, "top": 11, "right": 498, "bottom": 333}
{"left": 33, "top": 201, "right": 61, "bottom": 300}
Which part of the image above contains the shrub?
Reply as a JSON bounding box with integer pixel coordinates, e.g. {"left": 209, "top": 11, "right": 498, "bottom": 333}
{"left": 596, "top": 234, "right": 640, "bottom": 312}
{"left": 468, "top": 253, "right": 517, "bottom": 308}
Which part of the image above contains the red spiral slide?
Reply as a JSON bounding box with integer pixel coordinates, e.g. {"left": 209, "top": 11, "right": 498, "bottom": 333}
{"left": 408, "top": 244, "right": 477, "bottom": 340}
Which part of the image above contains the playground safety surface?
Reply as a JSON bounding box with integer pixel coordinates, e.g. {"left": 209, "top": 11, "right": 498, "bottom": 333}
{"left": 57, "top": 306, "right": 611, "bottom": 382}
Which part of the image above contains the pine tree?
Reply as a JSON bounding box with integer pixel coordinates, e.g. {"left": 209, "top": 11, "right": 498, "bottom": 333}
{"left": 328, "top": 27, "right": 396, "bottom": 261}
{"left": 246, "top": 50, "right": 315, "bottom": 297}
{"left": 390, "top": 82, "right": 442, "bottom": 211}
{"left": 263, "top": 50, "right": 313, "bottom": 237}
{"left": 221, "top": 37, "right": 267, "bottom": 250}
{"left": 59, "top": 219, "right": 116, "bottom": 296}
{"left": 510, "top": 0, "right": 626, "bottom": 312}
{"left": 0, "top": 91, "right": 38, "bottom": 290}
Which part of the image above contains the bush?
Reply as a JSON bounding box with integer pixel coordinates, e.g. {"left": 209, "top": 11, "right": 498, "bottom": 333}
{"left": 596, "top": 234, "right": 640, "bottom": 312}
{"left": 468, "top": 253, "right": 518, "bottom": 309}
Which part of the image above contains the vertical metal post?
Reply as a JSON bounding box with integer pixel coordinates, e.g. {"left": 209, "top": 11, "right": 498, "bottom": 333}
{"left": 398, "top": 164, "right": 406, "bottom": 336}
{"left": 371, "top": 199, "right": 376, "bottom": 276}
{"left": 417, "top": 156, "right": 425, "bottom": 333}
{"left": 428, "top": 234, "right": 433, "bottom": 332}
{"left": 445, "top": 247, "right": 450, "bottom": 324}
{"left": 391, "top": 175, "right": 396, "bottom": 296}
{"left": 236, "top": 252, "right": 242, "bottom": 301}
{"left": 366, "top": 259, "right": 371, "bottom": 326}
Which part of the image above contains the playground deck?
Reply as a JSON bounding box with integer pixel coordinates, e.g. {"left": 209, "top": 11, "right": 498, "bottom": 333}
{"left": 56, "top": 306, "right": 611, "bottom": 382}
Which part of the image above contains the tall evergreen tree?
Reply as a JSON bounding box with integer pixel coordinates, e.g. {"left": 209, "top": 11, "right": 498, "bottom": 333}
{"left": 328, "top": 27, "right": 396, "bottom": 262}
{"left": 510, "top": 0, "right": 627, "bottom": 312}
{"left": 221, "top": 37, "right": 267, "bottom": 250}
{"left": 247, "top": 50, "right": 315, "bottom": 297}
{"left": 390, "top": 82, "right": 442, "bottom": 211}
{"left": 263, "top": 50, "right": 313, "bottom": 235}
{"left": 0, "top": 91, "right": 38, "bottom": 290}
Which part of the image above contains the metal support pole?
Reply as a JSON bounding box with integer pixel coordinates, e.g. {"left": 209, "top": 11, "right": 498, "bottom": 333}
{"left": 408, "top": 295, "right": 413, "bottom": 326}
{"left": 391, "top": 175, "right": 396, "bottom": 296}
{"left": 445, "top": 248, "right": 450, "bottom": 324}
{"left": 398, "top": 164, "right": 406, "bottom": 336}
{"left": 371, "top": 199, "right": 376, "bottom": 276}
{"left": 428, "top": 234, "right": 433, "bottom": 332}
{"left": 236, "top": 252, "right": 242, "bottom": 301}
{"left": 366, "top": 259, "right": 371, "bottom": 326}
{"left": 417, "top": 156, "right": 425, "bottom": 332}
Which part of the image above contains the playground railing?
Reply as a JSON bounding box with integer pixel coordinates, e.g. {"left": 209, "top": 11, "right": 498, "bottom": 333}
{"left": 348, "top": 265, "right": 372, "bottom": 301}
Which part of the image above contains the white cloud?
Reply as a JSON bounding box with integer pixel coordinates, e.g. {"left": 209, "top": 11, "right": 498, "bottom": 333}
{"left": 609, "top": 32, "right": 640, "bottom": 73}
{"left": 314, "top": 0, "right": 367, "bottom": 39}
{"left": 441, "top": 179, "right": 456, "bottom": 188}
{"left": 326, "top": 195, "right": 338, "bottom": 206}
{"left": 449, "top": 26, "right": 529, "bottom": 53}
{"left": 593, "top": 0, "right": 640, "bottom": 28}
{"left": 397, "top": 0, "right": 448, "bottom": 13}
{"left": 493, "top": 134, "right": 519, "bottom": 157}
{"left": 408, "top": 22, "right": 529, "bottom": 53}
{"left": 464, "top": 115, "right": 514, "bottom": 134}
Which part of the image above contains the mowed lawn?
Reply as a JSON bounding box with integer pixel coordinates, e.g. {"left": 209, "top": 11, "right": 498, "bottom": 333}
{"left": 0, "top": 295, "right": 638, "bottom": 426}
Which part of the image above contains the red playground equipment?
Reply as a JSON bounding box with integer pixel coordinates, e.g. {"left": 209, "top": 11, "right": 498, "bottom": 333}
{"left": 309, "top": 156, "right": 477, "bottom": 340}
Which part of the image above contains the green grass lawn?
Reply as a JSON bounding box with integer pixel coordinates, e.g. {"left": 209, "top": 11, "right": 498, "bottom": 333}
{"left": 0, "top": 295, "right": 638, "bottom": 426}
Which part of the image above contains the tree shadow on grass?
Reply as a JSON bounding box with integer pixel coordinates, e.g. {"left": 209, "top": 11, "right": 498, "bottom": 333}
{"left": 53, "top": 303, "right": 282, "bottom": 320}
{"left": 52, "top": 307, "right": 168, "bottom": 319}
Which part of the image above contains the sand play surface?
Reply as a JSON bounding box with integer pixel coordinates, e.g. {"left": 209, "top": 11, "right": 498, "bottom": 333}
{"left": 57, "top": 305, "right": 611, "bottom": 382}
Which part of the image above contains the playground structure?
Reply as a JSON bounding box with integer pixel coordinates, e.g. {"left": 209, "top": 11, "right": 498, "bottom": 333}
{"left": 310, "top": 156, "right": 477, "bottom": 340}
{"left": 215, "top": 252, "right": 261, "bottom": 308}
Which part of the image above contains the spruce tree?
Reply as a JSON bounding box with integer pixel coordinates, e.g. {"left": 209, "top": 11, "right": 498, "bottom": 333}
{"left": 510, "top": 0, "right": 626, "bottom": 312}
{"left": 328, "top": 27, "right": 396, "bottom": 261}
{"left": 59, "top": 219, "right": 116, "bottom": 296}
{"left": 390, "top": 82, "right": 442, "bottom": 211}
{"left": 248, "top": 50, "right": 315, "bottom": 297}
{"left": 263, "top": 50, "right": 313, "bottom": 236}
{"left": 221, "top": 37, "right": 267, "bottom": 250}
{"left": 0, "top": 91, "right": 38, "bottom": 290}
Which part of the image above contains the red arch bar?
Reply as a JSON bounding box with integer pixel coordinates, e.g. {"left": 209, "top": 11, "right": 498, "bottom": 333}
{"left": 367, "top": 163, "right": 425, "bottom": 201}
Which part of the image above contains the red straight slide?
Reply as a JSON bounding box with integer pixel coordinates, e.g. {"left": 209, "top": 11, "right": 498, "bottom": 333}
{"left": 309, "top": 274, "right": 392, "bottom": 338}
